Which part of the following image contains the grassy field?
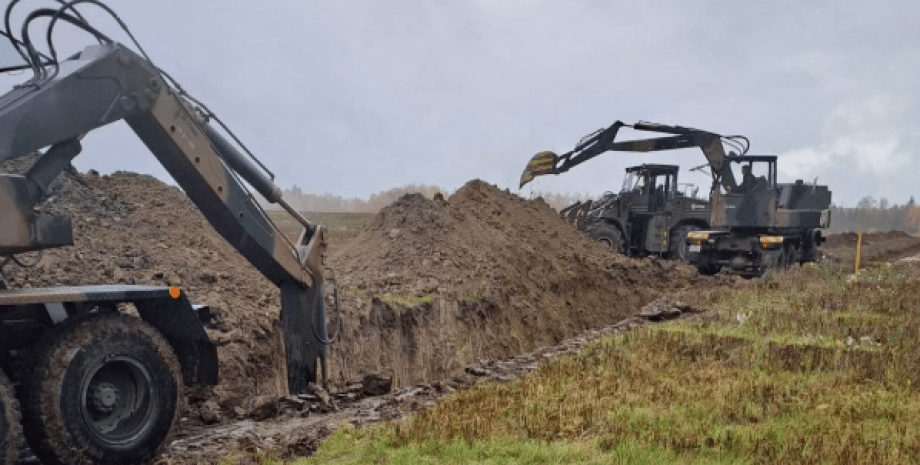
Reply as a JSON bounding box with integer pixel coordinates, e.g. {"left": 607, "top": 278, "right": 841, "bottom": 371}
{"left": 275, "top": 261, "right": 920, "bottom": 465}
{"left": 267, "top": 211, "right": 376, "bottom": 243}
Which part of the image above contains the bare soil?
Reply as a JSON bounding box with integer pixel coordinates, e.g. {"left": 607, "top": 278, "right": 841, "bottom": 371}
{"left": 822, "top": 230, "right": 920, "bottom": 266}
{"left": 3, "top": 161, "right": 917, "bottom": 464}
{"left": 324, "top": 181, "right": 723, "bottom": 389}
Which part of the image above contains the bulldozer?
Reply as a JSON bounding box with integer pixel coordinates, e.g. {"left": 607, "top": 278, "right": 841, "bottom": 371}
{"left": 557, "top": 163, "right": 711, "bottom": 259}
{"left": 521, "top": 120, "right": 832, "bottom": 277}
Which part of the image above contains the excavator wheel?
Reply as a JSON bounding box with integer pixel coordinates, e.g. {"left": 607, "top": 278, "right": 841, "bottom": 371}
{"left": 20, "top": 311, "right": 183, "bottom": 465}
{"left": 669, "top": 225, "right": 701, "bottom": 261}
{"left": 586, "top": 223, "right": 625, "bottom": 254}
{"left": 0, "top": 371, "right": 21, "bottom": 465}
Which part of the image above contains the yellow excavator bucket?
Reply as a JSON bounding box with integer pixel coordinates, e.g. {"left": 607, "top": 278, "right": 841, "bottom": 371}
{"left": 519, "top": 151, "right": 559, "bottom": 188}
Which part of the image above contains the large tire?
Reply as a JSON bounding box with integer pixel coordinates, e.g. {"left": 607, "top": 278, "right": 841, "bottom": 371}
{"left": 20, "top": 311, "right": 183, "bottom": 465}
{"left": 0, "top": 371, "right": 21, "bottom": 465}
{"left": 668, "top": 225, "right": 701, "bottom": 261}
{"left": 586, "top": 223, "right": 626, "bottom": 254}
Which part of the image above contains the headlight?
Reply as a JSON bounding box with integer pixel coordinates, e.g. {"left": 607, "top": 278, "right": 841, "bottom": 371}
{"left": 687, "top": 231, "right": 709, "bottom": 245}
{"left": 759, "top": 236, "right": 784, "bottom": 250}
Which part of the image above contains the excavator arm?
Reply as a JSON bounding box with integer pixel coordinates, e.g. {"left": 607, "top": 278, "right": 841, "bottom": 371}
{"left": 0, "top": 38, "right": 327, "bottom": 393}
{"left": 519, "top": 120, "right": 743, "bottom": 192}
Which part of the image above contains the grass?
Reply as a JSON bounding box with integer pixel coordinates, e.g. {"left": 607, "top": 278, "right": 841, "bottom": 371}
{"left": 235, "top": 261, "right": 920, "bottom": 464}
{"left": 297, "top": 424, "right": 731, "bottom": 465}
{"left": 378, "top": 293, "right": 436, "bottom": 308}
{"left": 267, "top": 211, "right": 375, "bottom": 241}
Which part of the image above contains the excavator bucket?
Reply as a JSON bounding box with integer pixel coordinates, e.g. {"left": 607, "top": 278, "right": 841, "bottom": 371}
{"left": 519, "top": 151, "right": 559, "bottom": 188}
{"left": 279, "top": 224, "right": 329, "bottom": 394}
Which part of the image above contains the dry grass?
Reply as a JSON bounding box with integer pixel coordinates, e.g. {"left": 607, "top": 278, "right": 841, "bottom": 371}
{"left": 267, "top": 211, "right": 375, "bottom": 244}
{"left": 300, "top": 260, "right": 920, "bottom": 464}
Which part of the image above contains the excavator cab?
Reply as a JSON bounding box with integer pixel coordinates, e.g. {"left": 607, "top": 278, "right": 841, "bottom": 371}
{"left": 720, "top": 157, "right": 776, "bottom": 194}
{"left": 622, "top": 164, "right": 678, "bottom": 212}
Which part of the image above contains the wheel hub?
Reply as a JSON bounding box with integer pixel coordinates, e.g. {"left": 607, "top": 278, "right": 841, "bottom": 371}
{"left": 90, "top": 382, "right": 120, "bottom": 413}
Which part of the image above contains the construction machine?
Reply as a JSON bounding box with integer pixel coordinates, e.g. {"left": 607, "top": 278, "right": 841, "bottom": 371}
{"left": 557, "top": 163, "right": 710, "bottom": 259}
{"left": 0, "top": 3, "right": 333, "bottom": 464}
{"left": 521, "top": 120, "right": 832, "bottom": 277}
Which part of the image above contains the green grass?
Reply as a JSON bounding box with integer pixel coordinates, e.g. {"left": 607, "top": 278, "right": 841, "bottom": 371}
{"left": 267, "top": 211, "right": 375, "bottom": 238}
{"left": 234, "top": 262, "right": 920, "bottom": 464}
{"left": 378, "top": 293, "right": 436, "bottom": 308}
{"left": 296, "top": 424, "right": 734, "bottom": 465}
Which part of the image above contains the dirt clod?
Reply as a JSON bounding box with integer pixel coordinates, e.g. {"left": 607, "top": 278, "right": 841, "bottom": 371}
{"left": 199, "top": 400, "right": 222, "bottom": 425}
{"left": 359, "top": 372, "right": 393, "bottom": 396}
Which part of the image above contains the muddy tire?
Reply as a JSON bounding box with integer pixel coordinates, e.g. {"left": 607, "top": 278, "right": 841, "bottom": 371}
{"left": 586, "top": 223, "right": 625, "bottom": 254}
{"left": 20, "top": 311, "right": 183, "bottom": 465}
{"left": 668, "top": 225, "right": 700, "bottom": 261}
{"left": 0, "top": 371, "right": 21, "bottom": 465}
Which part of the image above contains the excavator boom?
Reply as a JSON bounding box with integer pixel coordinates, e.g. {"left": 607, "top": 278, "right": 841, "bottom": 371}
{"left": 519, "top": 120, "right": 740, "bottom": 191}
{"left": 0, "top": 4, "right": 338, "bottom": 462}
{"left": 0, "top": 41, "right": 327, "bottom": 394}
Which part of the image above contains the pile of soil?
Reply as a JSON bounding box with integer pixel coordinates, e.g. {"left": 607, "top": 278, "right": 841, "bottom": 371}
{"left": 325, "top": 180, "right": 707, "bottom": 388}
{"left": 823, "top": 231, "right": 920, "bottom": 265}
{"left": 2, "top": 161, "right": 289, "bottom": 407}
{"left": 1, "top": 160, "right": 712, "bottom": 424}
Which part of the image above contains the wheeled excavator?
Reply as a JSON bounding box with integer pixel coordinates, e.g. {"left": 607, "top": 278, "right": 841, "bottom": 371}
{"left": 521, "top": 120, "right": 832, "bottom": 277}
{"left": 0, "top": 3, "right": 334, "bottom": 464}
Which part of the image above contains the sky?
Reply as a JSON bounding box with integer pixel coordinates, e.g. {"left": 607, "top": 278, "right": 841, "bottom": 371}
{"left": 1, "top": 0, "right": 918, "bottom": 207}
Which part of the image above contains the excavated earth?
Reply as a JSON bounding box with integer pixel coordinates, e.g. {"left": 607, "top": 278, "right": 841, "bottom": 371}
{"left": 822, "top": 230, "right": 920, "bottom": 265}
{"left": 2, "top": 159, "right": 913, "bottom": 463}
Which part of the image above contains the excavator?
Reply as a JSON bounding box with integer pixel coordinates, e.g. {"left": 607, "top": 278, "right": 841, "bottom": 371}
{"left": 521, "top": 120, "right": 832, "bottom": 277}
{"left": 0, "top": 2, "right": 333, "bottom": 464}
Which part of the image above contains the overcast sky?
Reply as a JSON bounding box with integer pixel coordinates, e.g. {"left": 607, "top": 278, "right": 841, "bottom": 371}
{"left": 1, "top": 0, "right": 918, "bottom": 206}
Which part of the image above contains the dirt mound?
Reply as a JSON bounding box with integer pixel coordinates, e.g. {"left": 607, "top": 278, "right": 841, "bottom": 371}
{"left": 326, "top": 179, "right": 704, "bottom": 388}
{"left": 1, "top": 163, "right": 710, "bottom": 428}
{"left": 2, "top": 163, "right": 289, "bottom": 408}
{"left": 822, "top": 231, "right": 920, "bottom": 265}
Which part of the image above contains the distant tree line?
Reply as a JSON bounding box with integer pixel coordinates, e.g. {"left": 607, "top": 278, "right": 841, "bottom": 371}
{"left": 265, "top": 184, "right": 591, "bottom": 213}
{"left": 830, "top": 196, "right": 920, "bottom": 233}
{"left": 526, "top": 190, "right": 592, "bottom": 211}
{"left": 275, "top": 183, "right": 446, "bottom": 213}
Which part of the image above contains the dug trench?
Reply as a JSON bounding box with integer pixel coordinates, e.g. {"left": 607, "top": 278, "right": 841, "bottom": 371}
{"left": 1, "top": 161, "right": 906, "bottom": 463}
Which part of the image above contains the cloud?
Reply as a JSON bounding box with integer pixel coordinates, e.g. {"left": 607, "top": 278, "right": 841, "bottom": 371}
{"left": 0, "top": 0, "right": 917, "bottom": 208}
{"left": 779, "top": 95, "right": 919, "bottom": 204}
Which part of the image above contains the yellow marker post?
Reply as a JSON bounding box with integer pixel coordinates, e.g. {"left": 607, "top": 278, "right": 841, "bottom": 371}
{"left": 854, "top": 230, "right": 863, "bottom": 279}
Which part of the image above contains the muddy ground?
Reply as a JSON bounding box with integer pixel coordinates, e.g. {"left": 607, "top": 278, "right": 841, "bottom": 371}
{"left": 1, "top": 161, "right": 915, "bottom": 463}
{"left": 822, "top": 230, "right": 920, "bottom": 266}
